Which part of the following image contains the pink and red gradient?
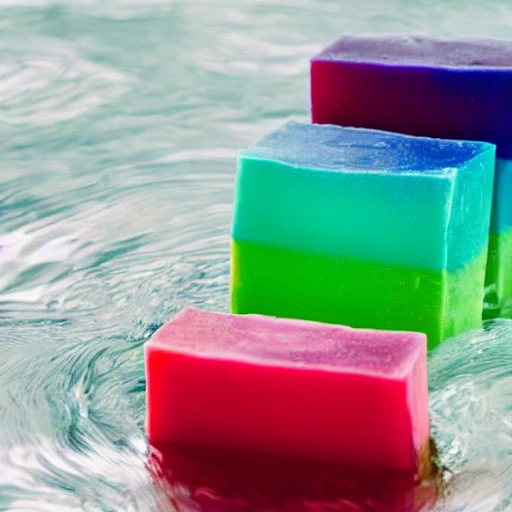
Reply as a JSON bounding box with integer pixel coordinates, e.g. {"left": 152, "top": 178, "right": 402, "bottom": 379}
{"left": 145, "top": 308, "right": 429, "bottom": 475}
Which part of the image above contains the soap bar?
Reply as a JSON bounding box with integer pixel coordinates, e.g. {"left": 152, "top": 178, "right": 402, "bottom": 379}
{"left": 231, "top": 121, "right": 495, "bottom": 349}
{"left": 310, "top": 35, "right": 512, "bottom": 316}
{"left": 145, "top": 308, "right": 430, "bottom": 474}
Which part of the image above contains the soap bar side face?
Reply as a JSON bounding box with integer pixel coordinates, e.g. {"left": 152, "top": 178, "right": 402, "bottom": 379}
{"left": 485, "top": 230, "right": 512, "bottom": 317}
{"left": 407, "top": 341, "right": 430, "bottom": 479}
{"left": 233, "top": 155, "right": 453, "bottom": 271}
{"left": 231, "top": 239, "right": 486, "bottom": 350}
{"left": 446, "top": 148, "right": 495, "bottom": 270}
{"left": 491, "top": 160, "right": 512, "bottom": 235}
{"left": 311, "top": 60, "right": 512, "bottom": 159}
{"left": 146, "top": 350, "right": 418, "bottom": 469}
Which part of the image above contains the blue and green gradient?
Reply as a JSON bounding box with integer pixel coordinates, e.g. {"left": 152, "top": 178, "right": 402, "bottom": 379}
{"left": 231, "top": 122, "right": 496, "bottom": 350}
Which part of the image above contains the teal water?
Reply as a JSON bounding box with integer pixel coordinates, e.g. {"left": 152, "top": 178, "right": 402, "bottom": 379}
{"left": 0, "top": 1, "right": 511, "bottom": 510}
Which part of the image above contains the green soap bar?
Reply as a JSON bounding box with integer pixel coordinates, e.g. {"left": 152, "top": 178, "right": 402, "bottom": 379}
{"left": 484, "top": 229, "right": 512, "bottom": 319}
{"left": 232, "top": 240, "right": 487, "bottom": 351}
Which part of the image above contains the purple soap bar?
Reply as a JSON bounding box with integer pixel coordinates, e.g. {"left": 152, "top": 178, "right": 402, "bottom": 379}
{"left": 311, "top": 35, "right": 512, "bottom": 158}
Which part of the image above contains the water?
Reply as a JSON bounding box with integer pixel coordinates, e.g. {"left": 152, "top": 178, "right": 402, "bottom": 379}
{"left": 0, "top": 0, "right": 511, "bottom": 510}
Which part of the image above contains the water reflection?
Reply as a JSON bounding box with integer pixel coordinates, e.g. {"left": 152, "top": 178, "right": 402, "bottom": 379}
{"left": 148, "top": 445, "right": 441, "bottom": 512}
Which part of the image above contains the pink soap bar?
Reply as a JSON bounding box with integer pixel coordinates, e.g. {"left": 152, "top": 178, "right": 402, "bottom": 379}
{"left": 145, "top": 308, "right": 430, "bottom": 473}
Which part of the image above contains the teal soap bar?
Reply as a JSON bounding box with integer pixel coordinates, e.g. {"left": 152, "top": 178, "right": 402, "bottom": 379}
{"left": 234, "top": 121, "right": 495, "bottom": 272}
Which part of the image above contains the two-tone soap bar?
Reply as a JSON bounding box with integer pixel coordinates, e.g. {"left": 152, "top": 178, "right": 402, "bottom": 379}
{"left": 145, "top": 308, "right": 430, "bottom": 475}
{"left": 310, "top": 35, "right": 512, "bottom": 316}
{"left": 231, "top": 121, "right": 495, "bottom": 349}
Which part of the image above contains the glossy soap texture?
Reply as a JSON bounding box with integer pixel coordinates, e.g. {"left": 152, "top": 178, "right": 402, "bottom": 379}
{"left": 232, "top": 121, "right": 495, "bottom": 349}
{"left": 144, "top": 308, "right": 430, "bottom": 474}
{"left": 310, "top": 35, "right": 512, "bottom": 315}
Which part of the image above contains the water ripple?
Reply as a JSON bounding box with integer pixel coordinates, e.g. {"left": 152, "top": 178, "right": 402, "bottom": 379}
{"left": 0, "top": 48, "right": 127, "bottom": 126}
{"left": 429, "top": 321, "right": 512, "bottom": 511}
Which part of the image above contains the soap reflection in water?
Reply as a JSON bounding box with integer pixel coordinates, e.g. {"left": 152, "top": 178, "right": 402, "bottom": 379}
{"left": 147, "top": 445, "right": 440, "bottom": 512}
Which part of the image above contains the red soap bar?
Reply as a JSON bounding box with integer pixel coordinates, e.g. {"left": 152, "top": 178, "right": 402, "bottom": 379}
{"left": 145, "top": 308, "right": 429, "bottom": 473}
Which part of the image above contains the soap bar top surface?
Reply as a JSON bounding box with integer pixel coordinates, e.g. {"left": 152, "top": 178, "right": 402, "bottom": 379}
{"left": 240, "top": 121, "right": 490, "bottom": 175}
{"left": 312, "top": 35, "right": 512, "bottom": 69}
{"left": 150, "top": 308, "right": 426, "bottom": 378}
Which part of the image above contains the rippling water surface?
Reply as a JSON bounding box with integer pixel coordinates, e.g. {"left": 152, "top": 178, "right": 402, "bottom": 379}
{"left": 0, "top": 1, "right": 511, "bottom": 510}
